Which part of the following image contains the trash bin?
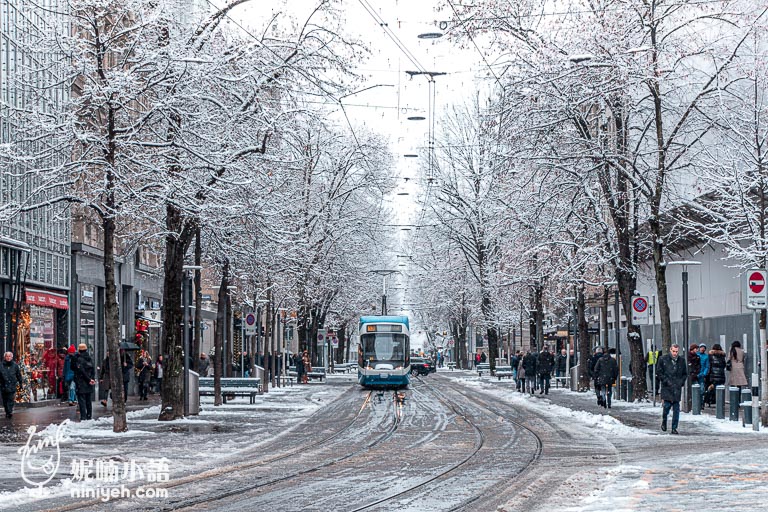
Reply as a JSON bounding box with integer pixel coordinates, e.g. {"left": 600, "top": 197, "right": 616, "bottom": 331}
{"left": 569, "top": 366, "right": 579, "bottom": 391}
{"left": 187, "top": 370, "right": 200, "bottom": 415}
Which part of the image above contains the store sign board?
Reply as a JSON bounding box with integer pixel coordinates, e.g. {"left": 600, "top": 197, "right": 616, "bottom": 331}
{"left": 26, "top": 290, "right": 69, "bottom": 310}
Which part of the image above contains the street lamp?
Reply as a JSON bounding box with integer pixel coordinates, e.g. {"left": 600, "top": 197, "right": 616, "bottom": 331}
{"left": 182, "top": 265, "right": 202, "bottom": 416}
{"left": 667, "top": 260, "right": 701, "bottom": 412}
{"left": 564, "top": 297, "right": 576, "bottom": 387}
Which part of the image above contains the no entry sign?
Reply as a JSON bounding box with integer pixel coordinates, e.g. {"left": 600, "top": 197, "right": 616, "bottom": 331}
{"left": 631, "top": 296, "right": 650, "bottom": 324}
{"left": 746, "top": 269, "right": 768, "bottom": 309}
{"left": 244, "top": 312, "right": 257, "bottom": 334}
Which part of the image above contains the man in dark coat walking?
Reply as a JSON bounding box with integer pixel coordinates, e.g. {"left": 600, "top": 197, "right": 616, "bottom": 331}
{"left": 657, "top": 344, "right": 688, "bottom": 434}
{"left": 593, "top": 348, "right": 619, "bottom": 408}
{"left": 536, "top": 346, "right": 555, "bottom": 395}
{"left": 0, "top": 352, "right": 23, "bottom": 418}
{"left": 522, "top": 351, "right": 538, "bottom": 394}
{"left": 71, "top": 344, "right": 96, "bottom": 421}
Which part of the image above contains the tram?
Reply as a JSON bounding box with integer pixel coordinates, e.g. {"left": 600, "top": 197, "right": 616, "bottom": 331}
{"left": 357, "top": 315, "right": 411, "bottom": 389}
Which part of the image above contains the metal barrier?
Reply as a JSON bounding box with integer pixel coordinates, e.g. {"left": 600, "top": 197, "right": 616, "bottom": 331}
{"left": 569, "top": 366, "right": 579, "bottom": 391}
{"left": 187, "top": 370, "right": 200, "bottom": 415}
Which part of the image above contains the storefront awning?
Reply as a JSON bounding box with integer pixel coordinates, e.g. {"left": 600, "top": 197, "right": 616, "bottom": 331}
{"left": 26, "top": 289, "right": 69, "bottom": 310}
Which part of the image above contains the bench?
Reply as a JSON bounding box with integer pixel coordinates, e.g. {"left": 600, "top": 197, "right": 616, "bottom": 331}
{"left": 198, "top": 377, "right": 261, "bottom": 404}
{"left": 495, "top": 366, "right": 514, "bottom": 380}
{"left": 307, "top": 367, "right": 326, "bottom": 382}
{"left": 331, "top": 363, "right": 350, "bottom": 374}
{"left": 477, "top": 363, "right": 490, "bottom": 376}
{"left": 447, "top": 362, "right": 456, "bottom": 370}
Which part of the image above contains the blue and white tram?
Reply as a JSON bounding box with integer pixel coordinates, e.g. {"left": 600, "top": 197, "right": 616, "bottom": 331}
{"left": 357, "top": 315, "right": 411, "bottom": 389}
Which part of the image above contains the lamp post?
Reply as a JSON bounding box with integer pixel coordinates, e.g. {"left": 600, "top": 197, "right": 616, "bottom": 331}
{"left": 667, "top": 260, "right": 701, "bottom": 412}
{"left": 564, "top": 297, "right": 576, "bottom": 387}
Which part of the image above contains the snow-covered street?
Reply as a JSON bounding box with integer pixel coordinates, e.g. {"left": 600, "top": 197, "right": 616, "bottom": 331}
{"left": 2, "top": 371, "right": 767, "bottom": 511}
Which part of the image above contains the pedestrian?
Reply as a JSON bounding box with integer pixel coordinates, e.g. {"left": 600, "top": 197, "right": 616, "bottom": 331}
{"left": 242, "top": 352, "right": 251, "bottom": 378}
{"left": 99, "top": 355, "right": 111, "bottom": 407}
{"left": 120, "top": 349, "right": 133, "bottom": 400}
{"left": 705, "top": 344, "right": 727, "bottom": 407}
{"left": 474, "top": 352, "right": 481, "bottom": 368}
{"left": 296, "top": 351, "right": 306, "bottom": 384}
{"left": 593, "top": 347, "right": 619, "bottom": 409}
{"left": 301, "top": 350, "right": 311, "bottom": 384}
{"left": 646, "top": 345, "right": 662, "bottom": 395}
{"left": 555, "top": 348, "right": 567, "bottom": 387}
{"left": 658, "top": 343, "right": 687, "bottom": 434}
{"left": 154, "top": 355, "right": 164, "bottom": 393}
{"left": 697, "top": 344, "right": 710, "bottom": 407}
{"left": 726, "top": 340, "right": 748, "bottom": 390}
{"left": 588, "top": 346, "right": 604, "bottom": 404}
{"left": 687, "top": 343, "right": 701, "bottom": 389}
{"left": 71, "top": 344, "right": 96, "bottom": 421}
{"left": 198, "top": 353, "right": 210, "bottom": 377}
{"left": 522, "top": 350, "right": 538, "bottom": 395}
{"left": 0, "top": 352, "right": 23, "bottom": 419}
{"left": 516, "top": 354, "right": 526, "bottom": 393}
{"left": 135, "top": 350, "right": 151, "bottom": 400}
{"left": 63, "top": 345, "right": 77, "bottom": 406}
{"left": 536, "top": 345, "right": 555, "bottom": 395}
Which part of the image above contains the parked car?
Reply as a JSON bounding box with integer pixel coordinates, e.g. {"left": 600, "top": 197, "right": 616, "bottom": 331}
{"left": 410, "top": 357, "right": 435, "bottom": 376}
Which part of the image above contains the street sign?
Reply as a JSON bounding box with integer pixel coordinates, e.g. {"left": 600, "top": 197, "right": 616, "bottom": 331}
{"left": 746, "top": 269, "right": 768, "bottom": 309}
{"left": 631, "top": 296, "right": 649, "bottom": 324}
{"left": 317, "top": 329, "right": 327, "bottom": 346}
{"left": 244, "top": 312, "right": 257, "bottom": 335}
{"left": 331, "top": 336, "right": 338, "bottom": 348}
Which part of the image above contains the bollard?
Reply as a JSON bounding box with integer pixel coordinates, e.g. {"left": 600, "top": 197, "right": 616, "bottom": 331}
{"left": 752, "top": 373, "right": 760, "bottom": 432}
{"left": 620, "top": 376, "right": 628, "bottom": 401}
{"left": 716, "top": 385, "right": 725, "bottom": 419}
{"left": 729, "top": 386, "right": 740, "bottom": 421}
{"left": 692, "top": 384, "right": 701, "bottom": 415}
{"left": 627, "top": 379, "right": 633, "bottom": 402}
{"left": 741, "top": 388, "right": 752, "bottom": 426}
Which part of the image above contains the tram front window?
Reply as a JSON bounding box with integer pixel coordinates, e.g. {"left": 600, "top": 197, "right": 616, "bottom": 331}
{"left": 361, "top": 333, "right": 406, "bottom": 366}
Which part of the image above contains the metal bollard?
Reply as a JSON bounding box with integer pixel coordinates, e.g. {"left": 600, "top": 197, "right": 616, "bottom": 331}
{"left": 716, "top": 385, "right": 725, "bottom": 419}
{"left": 692, "top": 384, "right": 701, "bottom": 415}
{"left": 729, "top": 386, "right": 740, "bottom": 421}
{"left": 741, "top": 388, "right": 752, "bottom": 426}
{"left": 627, "top": 379, "right": 633, "bottom": 402}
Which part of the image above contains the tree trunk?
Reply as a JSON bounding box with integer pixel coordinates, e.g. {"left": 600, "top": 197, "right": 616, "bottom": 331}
{"left": 158, "top": 206, "right": 193, "bottom": 421}
{"left": 577, "top": 288, "right": 591, "bottom": 391}
{"left": 213, "top": 259, "right": 229, "bottom": 406}
{"left": 193, "top": 227, "right": 202, "bottom": 370}
{"left": 103, "top": 213, "right": 127, "bottom": 432}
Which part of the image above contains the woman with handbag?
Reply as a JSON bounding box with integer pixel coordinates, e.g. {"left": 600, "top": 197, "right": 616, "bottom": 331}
{"left": 726, "top": 340, "right": 749, "bottom": 390}
{"left": 706, "top": 344, "right": 727, "bottom": 406}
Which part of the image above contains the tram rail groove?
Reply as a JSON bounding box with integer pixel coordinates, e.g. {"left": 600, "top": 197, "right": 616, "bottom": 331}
{"left": 46, "top": 387, "right": 383, "bottom": 512}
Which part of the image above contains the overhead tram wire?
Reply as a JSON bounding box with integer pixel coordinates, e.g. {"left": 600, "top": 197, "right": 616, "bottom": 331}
{"left": 357, "top": 0, "right": 429, "bottom": 74}
{"left": 200, "top": 0, "right": 385, "bottom": 180}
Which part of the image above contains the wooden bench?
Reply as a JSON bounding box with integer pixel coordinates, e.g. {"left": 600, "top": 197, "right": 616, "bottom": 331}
{"left": 495, "top": 366, "right": 514, "bottom": 380}
{"left": 331, "top": 363, "right": 350, "bottom": 374}
{"left": 477, "top": 363, "right": 490, "bottom": 376}
{"left": 447, "top": 362, "right": 456, "bottom": 370}
{"left": 198, "top": 377, "right": 262, "bottom": 404}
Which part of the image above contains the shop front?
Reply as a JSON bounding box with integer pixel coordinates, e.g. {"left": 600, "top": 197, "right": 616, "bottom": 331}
{"left": 17, "top": 288, "right": 69, "bottom": 402}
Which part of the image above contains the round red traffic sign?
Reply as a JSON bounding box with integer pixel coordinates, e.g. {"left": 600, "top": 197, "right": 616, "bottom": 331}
{"left": 245, "top": 313, "right": 256, "bottom": 326}
{"left": 632, "top": 297, "right": 647, "bottom": 313}
{"left": 749, "top": 272, "right": 765, "bottom": 294}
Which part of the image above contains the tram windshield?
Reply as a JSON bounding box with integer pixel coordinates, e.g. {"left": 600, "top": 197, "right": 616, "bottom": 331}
{"left": 361, "top": 333, "right": 407, "bottom": 366}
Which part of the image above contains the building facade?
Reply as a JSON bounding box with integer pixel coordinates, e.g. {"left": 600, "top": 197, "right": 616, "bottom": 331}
{"left": 1, "top": 1, "right": 71, "bottom": 376}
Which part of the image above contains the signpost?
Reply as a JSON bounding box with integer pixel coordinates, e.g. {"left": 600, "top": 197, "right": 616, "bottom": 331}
{"left": 244, "top": 312, "right": 257, "bottom": 335}
{"left": 631, "top": 296, "right": 649, "bottom": 324}
{"left": 746, "top": 270, "right": 768, "bottom": 309}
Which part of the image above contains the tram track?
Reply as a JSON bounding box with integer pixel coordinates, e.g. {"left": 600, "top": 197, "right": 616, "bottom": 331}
{"left": 45, "top": 387, "right": 389, "bottom": 512}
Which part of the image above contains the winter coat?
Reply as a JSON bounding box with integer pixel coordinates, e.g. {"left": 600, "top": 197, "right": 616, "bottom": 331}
{"left": 135, "top": 356, "right": 152, "bottom": 384}
{"left": 556, "top": 354, "right": 567, "bottom": 373}
{"left": 698, "top": 352, "right": 710, "bottom": 379}
{"left": 588, "top": 353, "right": 603, "bottom": 378}
{"left": 198, "top": 357, "right": 210, "bottom": 376}
{"left": 64, "top": 354, "right": 75, "bottom": 383}
{"left": 0, "top": 359, "right": 23, "bottom": 394}
{"left": 480, "top": 352, "right": 487, "bottom": 363}
{"left": 522, "top": 353, "right": 537, "bottom": 376}
{"left": 537, "top": 351, "right": 555, "bottom": 375}
{"left": 708, "top": 349, "right": 727, "bottom": 386}
{"left": 516, "top": 357, "right": 526, "bottom": 379}
{"left": 687, "top": 350, "right": 701, "bottom": 380}
{"left": 727, "top": 347, "right": 749, "bottom": 386}
{"left": 593, "top": 354, "right": 619, "bottom": 387}
{"left": 100, "top": 357, "right": 111, "bottom": 391}
{"left": 657, "top": 353, "right": 687, "bottom": 402}
{"left": 71, "top": 351, "right": 95, "bottom": 393}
